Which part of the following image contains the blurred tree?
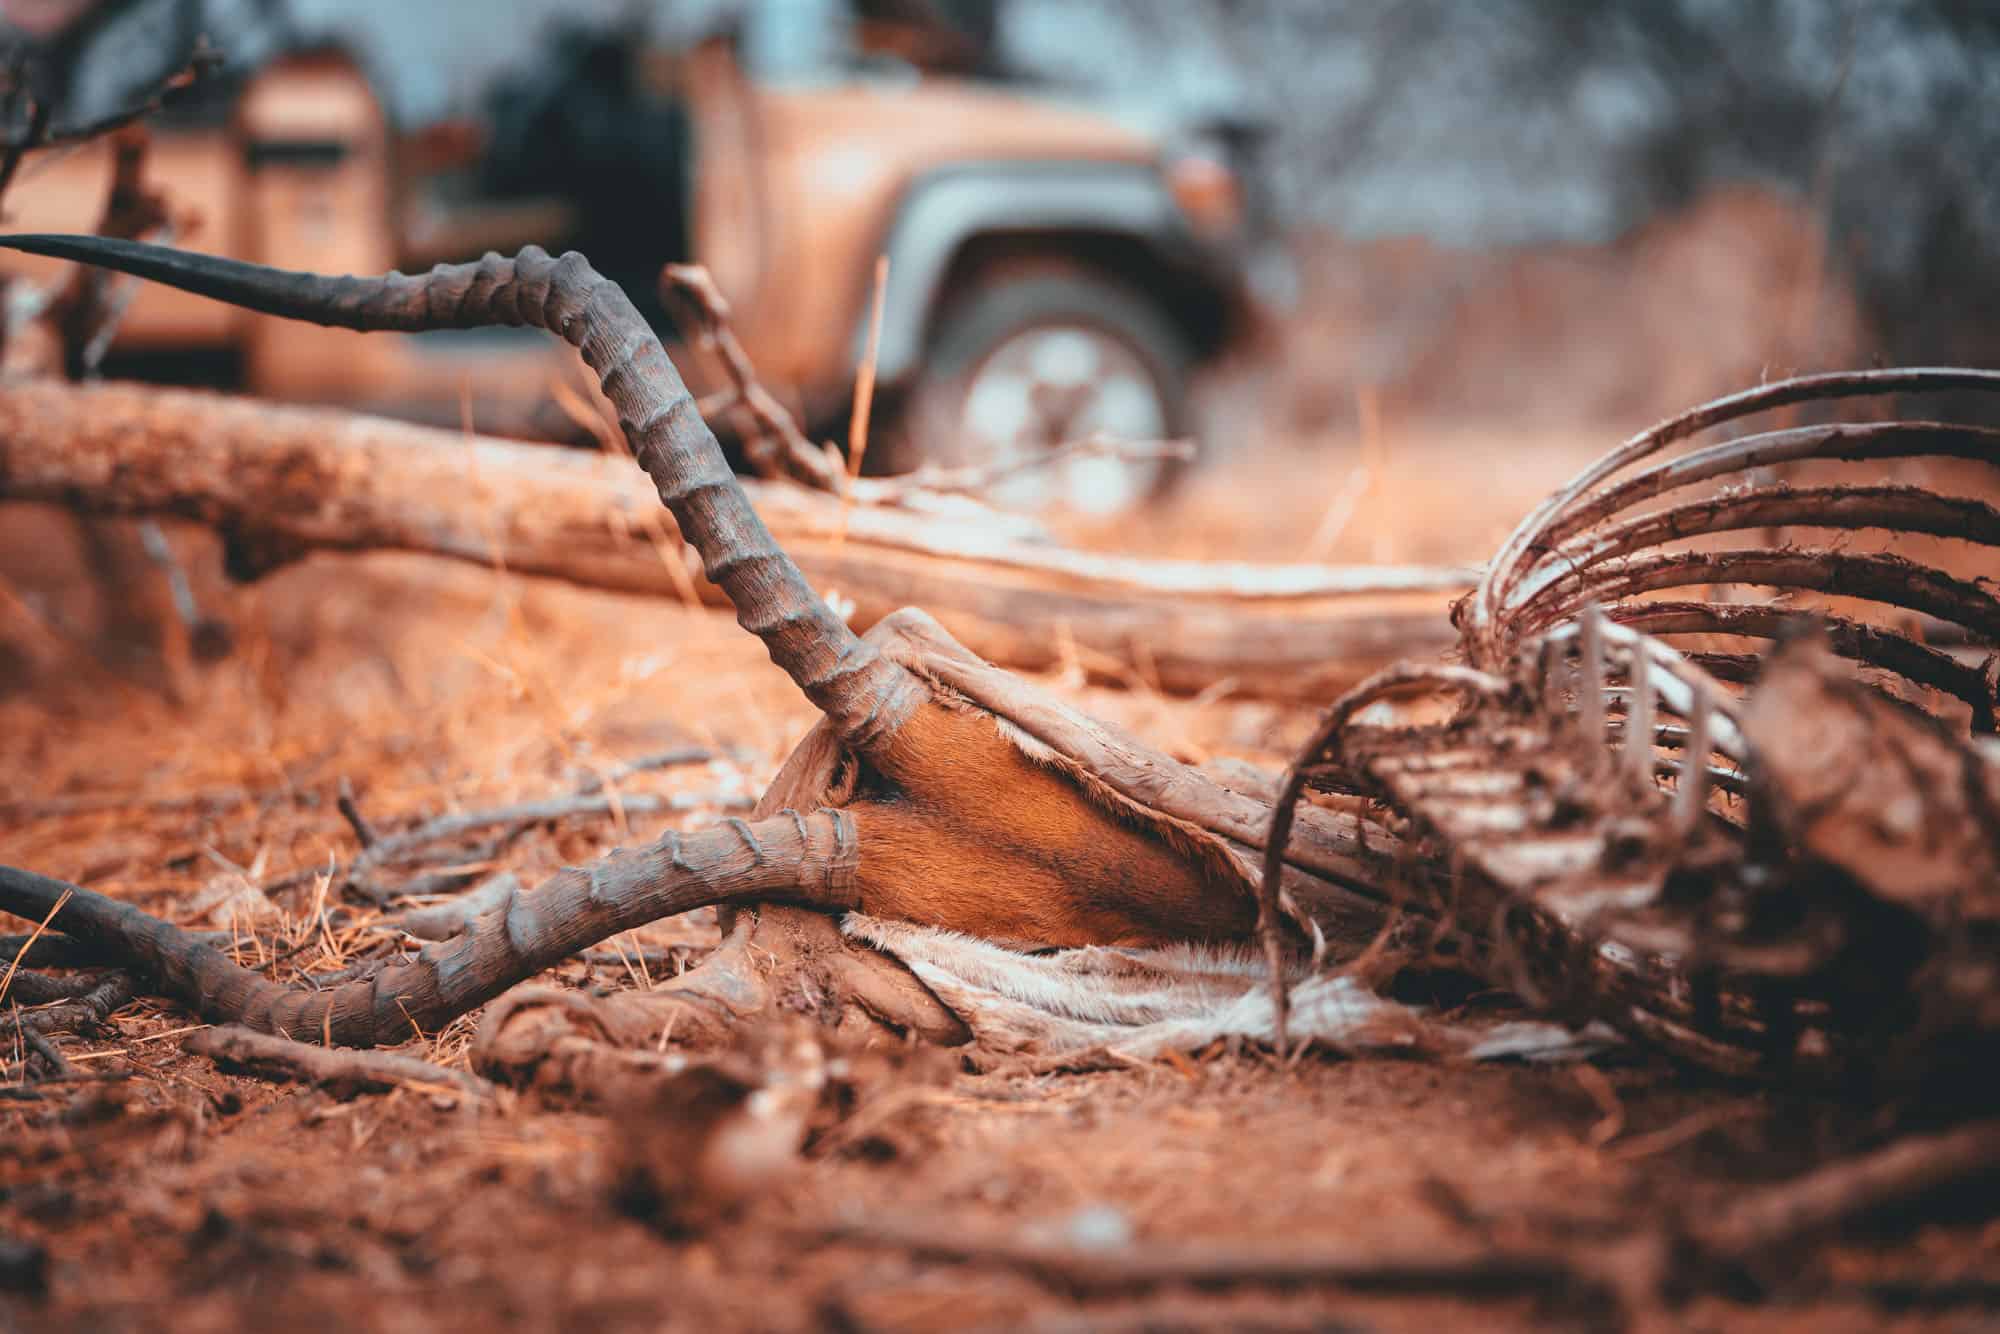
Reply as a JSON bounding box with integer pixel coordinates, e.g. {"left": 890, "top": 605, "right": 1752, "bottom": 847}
{"left": 7, "top": 1, "right": 1995, "bottom": 368}
{"left": 1002, "top": 0, "right": 2000, "bottom": 368}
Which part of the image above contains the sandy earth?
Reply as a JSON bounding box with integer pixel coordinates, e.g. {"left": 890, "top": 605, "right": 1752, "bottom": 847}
{"left": 1, "top": 427, "right": 1993, "bottom": 1331}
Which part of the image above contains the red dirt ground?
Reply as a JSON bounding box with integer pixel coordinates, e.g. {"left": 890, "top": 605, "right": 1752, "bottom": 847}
{"left": 2, "top": 432, "right": 1993, "bottom": 1332}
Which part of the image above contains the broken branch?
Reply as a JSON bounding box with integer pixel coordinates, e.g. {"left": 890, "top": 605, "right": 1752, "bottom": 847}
{"left": 0, "top": 44, "right": 220, "bottom": 155}
{"left": 184, "top": 1024, "right": 493, "bottom": 1100}
{"left": 0, "top": 378, "right": 1462, "bottom": 699}
{"left": 809, "top": 1211, "right": 1612, "bottom": 1306}
{"left": 1693, "top": 1120, "right": 2000, "bottom": 1267}
{"left": 344, "top": 789, "right": 756, "bottom": 899}
{"left": 10, "top": 971, "right": 133, "bottom": 1037}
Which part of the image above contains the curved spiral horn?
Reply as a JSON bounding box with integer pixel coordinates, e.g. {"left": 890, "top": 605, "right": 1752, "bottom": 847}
{"left": 0, "top": 234, "right": 925, "bottom": 752}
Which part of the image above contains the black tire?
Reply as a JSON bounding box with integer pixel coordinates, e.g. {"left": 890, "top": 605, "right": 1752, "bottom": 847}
{"left": 891, "top": 264, "right": 1197, "bottom": 510}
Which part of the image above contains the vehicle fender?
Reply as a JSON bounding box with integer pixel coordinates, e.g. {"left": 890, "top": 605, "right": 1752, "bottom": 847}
{"left": 864, "top": 161, "right": 1205, "bottom": 382}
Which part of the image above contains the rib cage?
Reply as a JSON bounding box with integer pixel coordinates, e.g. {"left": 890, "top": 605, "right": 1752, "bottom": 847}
{"left": 1470, "top": 368, "right": 2000, "bottom": 731}
{"left": 1267, "top": 370, "right": 2000, "bottom": 1079}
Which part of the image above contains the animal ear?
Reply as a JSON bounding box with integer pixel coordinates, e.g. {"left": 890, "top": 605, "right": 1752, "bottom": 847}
{"left": 755, "top": 718, "right": 851, "bottom": 818}
{"left": 0, "top": 234, "right": 927, "bottom": 750}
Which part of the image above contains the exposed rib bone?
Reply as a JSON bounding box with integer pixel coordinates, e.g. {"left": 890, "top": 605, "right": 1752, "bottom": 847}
{"left": 1622, "top": 643, "right": 1657, "bottom": 785}
{"left": 1672, "top": 679, "right": 1713, "bottom": 835}
{"left": 1578, "top": 603, "right": 1607, "bottom": 761}
{"left": 1613, "top": 601, "right": 1995, "bottom": 730}
{"left": 1529, "top": 619, "right": 1746, "bottom": 760}
{"left": 1255, "top": 663, "right": 1514, "bottom": 1051}
{"left": 1510, "top": 485, "right": 2000, "bottom": 620}
{"left": 1469, "top": 367, "right": 2000, "bottom": 660}
{"left": 1523, "top": 548, "right": 2000, "bottom": 643}
{"left": 1537, "top": 420, "right": 2000, "bottom": 553}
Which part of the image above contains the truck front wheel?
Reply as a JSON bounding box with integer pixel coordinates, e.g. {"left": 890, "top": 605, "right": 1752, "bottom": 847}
{"left": 896, "top": 266, "right": 1196, "bottom": 514}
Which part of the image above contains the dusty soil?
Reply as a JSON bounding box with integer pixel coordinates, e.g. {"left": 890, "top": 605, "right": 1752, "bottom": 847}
{"left": 2, "top": 434, "right": 1994, "bottom": 1332}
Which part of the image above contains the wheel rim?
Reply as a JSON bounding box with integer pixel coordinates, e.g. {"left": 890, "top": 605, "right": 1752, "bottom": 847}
{"left": 950, "top": 324, "right": 1171, "bottom": 514}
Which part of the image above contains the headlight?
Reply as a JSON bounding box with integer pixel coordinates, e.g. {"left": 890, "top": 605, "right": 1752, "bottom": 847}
{"left": 1165, "top": 154, "right": 1244, "bottom": 238}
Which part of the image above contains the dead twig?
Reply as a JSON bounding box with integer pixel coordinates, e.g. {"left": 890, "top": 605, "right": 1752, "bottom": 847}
{"left": 1693, "top": 1120, "right": 2000, "bottom": 1268}
{"left": 12, "top": 1005, "right": 72, "bottom": 1079}
{"left": 344, "top": 789, "right": 754, "bottom": 901}
{"left": 356, "top": 837, "right": 512, "bottom": 903}
{"left": 808, "top": 1211, "right": 1617, "bottom": 1309}
{"left": 184, "top": 1024, "right": 493, "bottom": 1100}
{"left": 0, "top": 43, "right": 220, "bottom": 156}
{"left": 577, "top": 943, "right": 702, "bottom": 970}
{"left": 12, "top": 972, "right": 134, "bottom": 1037}
{"left": 574, "top": 745, "right": 713, "bottom": 794}
{"left": 336, "top": 778, "right": 378, "bottom": 848}
{"left": 0, "top": 885, "right": 70, "bottom": 1006}
{"left": 813, "top": 1123, "right": 2000, "bottom": 1314}
{"left": 861, "top": 433, "right": 1197, "bottom": 506}
{"left": 833, "top": 253, "right": 890, "bottom": 546}
{"left": 0, "top": 969, "right": 112, "bottom": 1006}
{"left": 660, "top": 263, "right": 846, "bottom": 491}
{"left": 0, "top": 1068, "right": 132, "bottom": 1100}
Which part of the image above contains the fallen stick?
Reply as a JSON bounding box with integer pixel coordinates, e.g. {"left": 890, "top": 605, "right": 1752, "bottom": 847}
{"left": 358, "top": 748, "right": 719, "bottom": 907}
{"left": 184, "top": 1024, "right": 493, "bottom": 1100}
{"left": 0, "top": 1069, "right": 133, "bottom": 1100}
{"left": 820, "top": 1124, "right": 2000, "bottom": 1312}
{"left": 13, "top": 972, "right": 133, "bottom": 1036}
{"left": 0, "top": 380, "right": 1464, "bottom": 699}
{"left": 335, "top": 778, "right": 378, "bottom": 848}
{"left": 1694, "top": 1120, "right": 2000, "bottom": 1266}
{"left": 1, "top": 970, "right": 113, "bottom": 1005}
{"left": 332, "top": 788, "right": 755, "bottom": 905}
{"left": 347, "top": 790, "right": 755, "bottom": 886}
{"left": 576, "top": 943, "right": 700, "bottom": 970}
{"left": 809, "top": 1212, "right": 1614, "bottom": 1307}
{"left": 347, "top": 837, "right": 513, "bottom": 903}
{"left": 0, "top": 786, "right": 253, "bottom": 820}
{"left": 853, "top": 432, "right": 1197, "bottom": 506}
{"left": 574, "top": 746, "right": 713, "bottom": 793}
{"left": 12, "top": 1009, "right": 73, "bottom": 1079}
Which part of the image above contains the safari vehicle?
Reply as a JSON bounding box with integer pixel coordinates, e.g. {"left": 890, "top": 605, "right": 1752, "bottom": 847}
{"left": 5, "top": 9, "right": 1264, "bottom": 513}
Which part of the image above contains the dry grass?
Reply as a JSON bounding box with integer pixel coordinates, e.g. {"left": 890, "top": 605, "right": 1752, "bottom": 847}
{"left": 1, "top": 414, "right": 1994, "bottom": 1330}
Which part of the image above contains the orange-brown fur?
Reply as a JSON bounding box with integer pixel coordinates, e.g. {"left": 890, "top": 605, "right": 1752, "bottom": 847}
{"left": 849, "top": 702, "right": 1256, "bottom": 947}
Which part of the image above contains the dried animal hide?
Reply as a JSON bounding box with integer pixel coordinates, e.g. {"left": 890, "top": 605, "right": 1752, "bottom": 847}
{"left": 843, "top": 916, "right": 1612, "bottom": 1068}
